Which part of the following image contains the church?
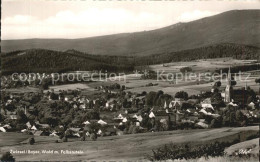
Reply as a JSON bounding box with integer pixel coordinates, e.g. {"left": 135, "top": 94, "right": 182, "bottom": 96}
{"left": 223, "top": 67, "right": 250, "bottom": 104}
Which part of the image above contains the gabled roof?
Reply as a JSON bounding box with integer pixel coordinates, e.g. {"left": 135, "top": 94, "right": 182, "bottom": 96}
{"left": 9, "top": 115, "right": 17, "bottom": 120}
{"left": 0, "top": 127, "right": 6, "bottom": 132}
{"left": 38, "top": 124, "right": 50, "bottom": 128}
{"left": 201, "top": 98, "right": 211, "bottom": 104}
{"left": 31, "top": 125, "right": 37, "bottom": 130}
{"left": 228, "top": 102, "right": 238, "bottom": 107}
{"left": 83, "top": 121, "right": 90, "bottom": 125}
{"left": 149, "top": 112, "right": 155, "bottom": 118}
{"left": 201, "top": 103, "right": 214, "bottom": 110}
{"left": 122, "top": 117, "right": 128, "bottom": 122}
{"left": 26, "top": 122, "right": 32, "bottom": 128}
{"left": 69, "top": 127, "right": 82, "bottom": 132}
{"left": 97, "top": 119, "right": 107, "bottom": 125}
{"left": 34, "top": 130, "right": 43, "bottom": 136}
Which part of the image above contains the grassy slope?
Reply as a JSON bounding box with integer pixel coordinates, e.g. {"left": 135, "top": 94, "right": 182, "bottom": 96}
{"left": 2, "top": 10, "right": 260, "bottom": 56}
{"left": 225, "top": 138, "right": 259, "bottom": 156}
{"left": 0, "top": 126, "right": 258, "bottom": 161}
{"left": 0, "top": 132, "right": 32, "bottom": 147}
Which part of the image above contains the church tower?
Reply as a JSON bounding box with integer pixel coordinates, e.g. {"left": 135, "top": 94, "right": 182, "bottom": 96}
{"left": 225, "top": 67, "right": 232, "bottom": 102}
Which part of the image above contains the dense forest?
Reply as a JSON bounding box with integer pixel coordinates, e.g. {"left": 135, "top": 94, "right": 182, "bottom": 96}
{"left": 135, "top": 43, "right": 260, "bottom": 65}
{"left": 1, "top": 49, "right": 134, "bottom": 75}
{"left": 1, "top": 43, "right": 259, "bottom": 75}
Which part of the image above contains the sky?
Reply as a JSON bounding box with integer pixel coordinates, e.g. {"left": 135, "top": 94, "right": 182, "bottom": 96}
{"left": 2, "top": 0, "right": 260, "bottom": 40}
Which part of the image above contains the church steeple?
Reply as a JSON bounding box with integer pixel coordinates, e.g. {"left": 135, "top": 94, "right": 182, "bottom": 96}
{"left": 227, "top": 66, "right": 231, "bottom": 86}
{"left": 225, "top": 66, "right": 232, "bottom": 102}
{"left": 24, "top": 106, "right": 27, "bottom": 115}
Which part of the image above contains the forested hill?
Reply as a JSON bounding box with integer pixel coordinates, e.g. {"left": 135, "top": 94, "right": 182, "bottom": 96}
{"left": 0, "top": 49, "right": 134, "bottom": 75}
{"left": 1, "top": 43, "right": 259, "bottom": 74}
{"left": 135, "top": 43, "right": 260, "bottom": 65}
{"left": 2, "top": 10, "right": 260, "bottom": 56}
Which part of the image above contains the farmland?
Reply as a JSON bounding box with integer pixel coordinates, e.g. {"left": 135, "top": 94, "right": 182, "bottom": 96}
{"left": 83, "top": 58, "right": 260, "bottom": 96}
{"left": 48, "top": 83, "right": 95, "bottom": 92}
{"left": 0, "top": 126, "right": 258, "bottom": 161}
{"left": 149, "top": 58, "right": 258, "bottom": 73}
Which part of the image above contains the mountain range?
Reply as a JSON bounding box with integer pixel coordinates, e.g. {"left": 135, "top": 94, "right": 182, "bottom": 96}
{"left": 2, "top": 10, "right": 260, "bottom": 56}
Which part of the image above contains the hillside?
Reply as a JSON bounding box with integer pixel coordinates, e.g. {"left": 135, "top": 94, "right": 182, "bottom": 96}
{"left": 0, "top": 126, "right": 258, "bottom": 161}
{"left": 2, "top": 10, "right": 260, "bottom": 56}
{"left": 135, "top": 43, "right": 260, "bottom": 65}
{"left": 1, "top": 43, "right": 259, "bottom": 74}
{"left": 1, "top": 49, "right": 134, "bottom": 74}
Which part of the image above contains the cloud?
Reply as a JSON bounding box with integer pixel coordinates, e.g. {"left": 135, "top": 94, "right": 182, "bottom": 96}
{"left": 176, "top": 10, "right": 219, "bottom": 22}
{"left": 3, "top": 15, "right": 36, "bottom": 24}
{"left": 2, "top": 9, "right": 218, "bottom": 39}
{"left": 2, "top": 8, "right": 168, "bottom": 39}
{"left": 43, "top": 9, "right": 163, "bottom": 27}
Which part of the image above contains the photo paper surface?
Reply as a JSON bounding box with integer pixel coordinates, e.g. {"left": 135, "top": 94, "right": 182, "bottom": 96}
{"left": 1, "top": 0, "right": 259, "bottom": 161}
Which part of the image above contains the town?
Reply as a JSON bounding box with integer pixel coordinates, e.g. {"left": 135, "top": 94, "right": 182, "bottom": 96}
{"left": 1, "top": 69, "right": 259, "bottom": 143}
{"left": 1, "top": 4, "right": 260, "bottom": 161}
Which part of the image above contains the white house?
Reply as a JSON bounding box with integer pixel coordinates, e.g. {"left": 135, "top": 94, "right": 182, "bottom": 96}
{"left": 0, "top": 127, "right": 6, "bottom": 132}
{"left": 122, "top": 117, "right": 128, "bottom": 123}
{"left": 83, "top": 121, "right": 90, "bottom": 125}
{"left": 97, "top": 120, "right": 107, "bottom": 125}
{"left": 31, "top": 125, "right": 37, "bottom": 131}
{"left": 149, "top": 112, "right": 155, "bottom": 118}
{"left": 201, "top": 103, "right": 214, "bottom": 110}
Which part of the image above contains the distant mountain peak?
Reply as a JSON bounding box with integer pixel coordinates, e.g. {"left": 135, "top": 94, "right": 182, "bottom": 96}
{"left": 2, "top": 9, "right": 259, "bottom": 56}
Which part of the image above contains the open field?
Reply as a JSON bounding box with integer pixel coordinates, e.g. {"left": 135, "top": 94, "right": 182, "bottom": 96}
{"left": 0, "top": 133, "right": 32, "bottom": 147}
{"left": 3, "top": 58, "right": 258, "bottom": 97}
{"left": 80, "top": 58, "right": 260, "bottom": 96}
{"left": 4, "top": 73, "right": 258, "bottom": 97}
{"left": 3, "top": 87, "right": 40, "bottom": 94}
{"left": 0, "top": 126, "right": 258, "bottom": 161}
{"left": 149, "top": 58, "right": 258, "bottom": 73}
{"left": 48, "top": 83, "right": 95, "bottom": 92}
{"left": 86, "top": 70, "right": 259, "bottom": 96}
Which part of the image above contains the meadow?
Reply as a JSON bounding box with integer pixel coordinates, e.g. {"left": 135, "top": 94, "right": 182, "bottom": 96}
{"left": 0, "top": 126, "right": 258, "bottom": 161}
{"left": 0, "top": 132, "right": 32, "bottom": 147}
{"left": 83, "top": 58, "right": 260, "bottom": 96}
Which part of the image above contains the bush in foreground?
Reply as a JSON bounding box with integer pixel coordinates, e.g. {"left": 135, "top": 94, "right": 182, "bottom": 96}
{"left": 1, "top": 152, "right": 15, "bottom": 162}
{"left": 62, "top": 137, "right": 68, "bottom": 142}
{"left": 90, "top": 133, "right": 97, "bottom": 141}
{"left": 28, "top": 137, "right": 35, "bottom": 145}
{"left": 147, "top": 141, "right": 230, "bottom": 161}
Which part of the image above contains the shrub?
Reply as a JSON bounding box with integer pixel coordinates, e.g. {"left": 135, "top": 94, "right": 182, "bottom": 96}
{"left": 147, "top": 141, "right": 229, "bottom": 161}
{"left": 59, "top": 134, "right": 64, "bottom": 139}
{"left": 180, "top": 67, "right": 192, "bottom": 73}
{"left": 28, "top": 137, "right": 35, "bottom": 145}
{"left": 90, "top": 133, "right": 97, "bottom": 141}
{"left": 1, "top": 152, "right": 15, "bottom": 162}
{"left": 175, "top": 91, "right": 188, "bottom": 100}
{"left": 132, "top": 126, "right": 140, "bottom": 134}
{"left": 80, "top": 136, "right": 86, "bottom": 141}
{"left": 62, "top": 137, "right": 68, "bottom": 142}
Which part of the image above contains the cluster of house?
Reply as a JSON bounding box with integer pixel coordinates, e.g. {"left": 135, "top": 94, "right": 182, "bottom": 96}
{"left": 1, "top": 76, "right": 260, "bottom": 138}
